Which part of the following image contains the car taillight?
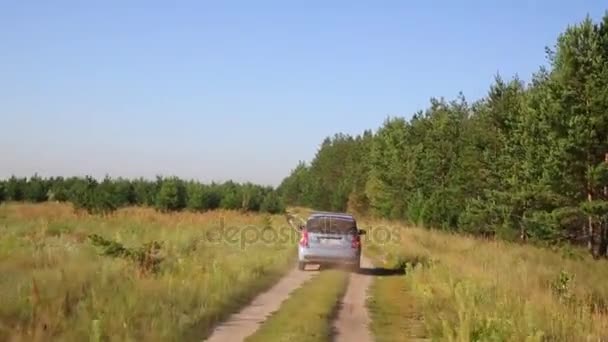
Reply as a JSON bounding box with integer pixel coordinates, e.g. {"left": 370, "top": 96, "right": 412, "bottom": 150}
{"left": 352, "top": 234, "right": 361, "bottom": 249}
{"left": 299, "top": 229, "right": 309, "bottom": 248}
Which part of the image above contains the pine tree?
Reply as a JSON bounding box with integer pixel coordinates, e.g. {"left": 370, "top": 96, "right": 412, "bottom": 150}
{"left": 155, "top": 177, "right": 186, "bottom": 212}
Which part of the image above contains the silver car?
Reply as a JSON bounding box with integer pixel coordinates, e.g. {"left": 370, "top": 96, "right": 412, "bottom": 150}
{"left": 297, "top": 212, "right": 366, "bottom": 271}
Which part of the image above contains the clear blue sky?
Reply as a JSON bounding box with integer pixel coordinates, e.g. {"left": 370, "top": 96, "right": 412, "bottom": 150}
{"left": 1, "top": 1, "right": 606, "bottom": 186}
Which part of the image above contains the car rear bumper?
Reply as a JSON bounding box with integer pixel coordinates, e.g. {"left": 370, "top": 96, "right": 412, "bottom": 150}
{"left": 298, "top": 247, "right": 361, "bottom": 264}
{"left": 301, "top": 255, "right": 360, "bottom": 264}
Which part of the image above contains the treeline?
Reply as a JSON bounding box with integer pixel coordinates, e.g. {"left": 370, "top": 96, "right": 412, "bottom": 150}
{"left": 0, "top": 175, "right": 284, "bottom": 214}
{"left": 279, "top": 14, "right": 608, "bottom": 257}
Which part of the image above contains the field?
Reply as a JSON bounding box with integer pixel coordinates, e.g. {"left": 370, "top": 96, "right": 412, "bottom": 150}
{"left": 2, "top": 203, "right": 608, "bottom": 342}
{"left": 0, "top": 202, "right": 296, "bottom": 341}
{"left": 362, "top": 219, "right": 608, "bottom": 341}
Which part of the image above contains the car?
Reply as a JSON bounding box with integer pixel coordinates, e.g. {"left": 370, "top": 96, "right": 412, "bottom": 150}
{"left": 297, "top": 211, "right": 366, "bottom": 272}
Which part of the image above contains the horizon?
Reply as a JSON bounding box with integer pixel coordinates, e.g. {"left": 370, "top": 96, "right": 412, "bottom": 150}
{"left": 2, "top": 1, "right": 606, "bottom": 187}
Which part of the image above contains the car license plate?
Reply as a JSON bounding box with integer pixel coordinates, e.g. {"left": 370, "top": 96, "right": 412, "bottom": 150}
{"left": 320, "top": 238, "right": 341, "bottom": 245}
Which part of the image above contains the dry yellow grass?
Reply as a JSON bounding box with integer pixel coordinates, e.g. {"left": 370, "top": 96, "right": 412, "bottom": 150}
{"left": 0, "top": 202, "right": 296, "bottom": 341}
{"left": 362, "top": 219, "right": 608, "bottom": 341}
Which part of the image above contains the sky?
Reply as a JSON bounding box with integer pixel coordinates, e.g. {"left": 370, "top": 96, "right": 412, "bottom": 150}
{"left": 1, "top": 1, "right": 606, "bottom": 186}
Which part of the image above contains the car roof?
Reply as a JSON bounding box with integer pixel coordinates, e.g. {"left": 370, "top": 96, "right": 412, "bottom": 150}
{"left": 308, "top": 211, "right": 355, "bottom": 221}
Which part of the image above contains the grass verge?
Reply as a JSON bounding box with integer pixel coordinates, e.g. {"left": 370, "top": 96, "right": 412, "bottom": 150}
{"left": 367, "top": 261, "right": 428, "bottom": 341}
{"left": 245, "top": 269, "right": 348, "bottom": 342}
{"left": 362, "top": 219, "right": 608, "bottom": 341}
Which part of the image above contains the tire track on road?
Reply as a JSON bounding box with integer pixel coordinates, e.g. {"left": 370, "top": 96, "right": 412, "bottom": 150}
{"left": 204, "top": 264, "right": 319, "bottom": 342}
{"left": 333, "top": 256, "right": 374, "bottom": 342}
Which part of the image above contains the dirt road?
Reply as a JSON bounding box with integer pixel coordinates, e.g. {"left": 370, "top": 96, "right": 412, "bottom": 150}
{"left": 333, "top": 256, "right": 374, "bottom": 342}
{"left": 204, "top": 257, "right": 375, "bottom": 342}
{"left": 204, "top": 264, "right": 319, "bottom": 342}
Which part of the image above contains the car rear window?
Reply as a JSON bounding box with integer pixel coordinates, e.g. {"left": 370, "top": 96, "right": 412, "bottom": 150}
{"left": 306, "top": 216, "right": 357, "bottom": 234}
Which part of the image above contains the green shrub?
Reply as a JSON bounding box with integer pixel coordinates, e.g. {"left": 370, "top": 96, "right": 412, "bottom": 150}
{"left": 113, "top": 178, "right": 136, "bottom": 206}
{"left": 186, "top": 182, "right": 205, "bottom": 211}
{"left": 241, "top": 183, "right": 264, "bottom": 211}
{"left": 88, "top": 234, "right": 164, "bottom": 275}
{"left": 5, "top": 176, "right": 26, "bottom": 201}
{"left": 155, "top": 177, "right": 186, "bottom": 212}
{"left": 68, "top": 176, "right": 117, "bottom": 215}
{"left": 47, "top": 177, "right": 69, "bottom": 201}
{"left": 24, "top": 175, "right": 48, "bottom": 202}
{"left": 260, "top": 191, "right": 285, "bottom": 214}
{"left": 132, "top": 178, "right": 158, "bottom": 206}
{"left": 220, "top": 188, "right": 242, "bottom": 210}
{"left": 68, "top": 176, "right": 98, "bottom": 212}
{"left": 551, "top": 270, "right": 575, "bottom": 305}
{"left": 201, "top": 185, "right": 222, "bottom": 210}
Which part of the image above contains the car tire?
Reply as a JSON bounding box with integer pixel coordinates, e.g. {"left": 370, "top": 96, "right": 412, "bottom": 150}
{"left": 298, "top": 261, "right": 306, "bottom": 270}
{"left": 351, "top": 260, "right": 360, "bottom": 273}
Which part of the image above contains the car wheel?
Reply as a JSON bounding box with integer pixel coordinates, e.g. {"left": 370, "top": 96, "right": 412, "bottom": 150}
{"left": 298, "top": 261, "right": 306, "bottom": 270}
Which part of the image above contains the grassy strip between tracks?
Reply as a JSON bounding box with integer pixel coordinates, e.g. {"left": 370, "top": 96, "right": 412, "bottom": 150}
{"left": 245, "top": 269, "right": 348, "bottom": 342}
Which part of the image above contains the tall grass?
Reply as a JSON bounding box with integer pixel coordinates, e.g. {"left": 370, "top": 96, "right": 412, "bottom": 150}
{"left": 0, "top": 202, "right": 296, "bottom": 341}
{"left": 363, "top": 220, "right": 608, "bottom": 341}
